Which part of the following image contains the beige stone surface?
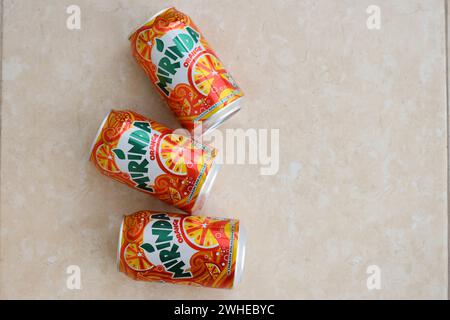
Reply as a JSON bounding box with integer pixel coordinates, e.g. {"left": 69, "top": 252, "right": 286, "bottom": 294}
{"left": 0, "top": 0, "right": 447, "bottom": 299}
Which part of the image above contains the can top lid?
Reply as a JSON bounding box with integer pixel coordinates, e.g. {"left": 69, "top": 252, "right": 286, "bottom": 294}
{"left": 88, "top": 110, "right": 111, "bottom": 161}
{"left": 128, "top": 7, "right": 173, "bottom": 40}
{"left": 116, "top": 216, "right": 125, "bottom": 272}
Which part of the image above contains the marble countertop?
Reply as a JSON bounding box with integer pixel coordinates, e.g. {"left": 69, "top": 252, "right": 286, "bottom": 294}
{"left": 0, "top": 0, "right": 447, "bottom": 299}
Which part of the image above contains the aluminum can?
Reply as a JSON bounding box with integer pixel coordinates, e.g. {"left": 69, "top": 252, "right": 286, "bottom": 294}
{"left": 129, "top": 7, "right": 244, "bottom": 134}
{"left": 118, "top": 210, "right": 246, "bottom": 289}
{"left": 90, "top": 110, "right": 218, "bottom": 213}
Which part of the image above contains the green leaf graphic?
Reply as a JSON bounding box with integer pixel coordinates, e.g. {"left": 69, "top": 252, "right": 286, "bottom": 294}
{"left": 155, "top": 38, "right": 164, "bottom": 52}
{"left": 112, "top": 149, "right": 125, "bottom": 160}
{"left": 140, "top": 243, "right": 155, "bottom": 253}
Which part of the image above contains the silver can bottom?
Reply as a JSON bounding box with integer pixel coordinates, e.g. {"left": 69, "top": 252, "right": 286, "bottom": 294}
{"left": 190, "top": 160, "right": 221, "bottom": 214}
{"left": 233, "top": 223, "right": 247, "bottom": 288}
{"left": 201, "top": 98, "right": 243, "bottom": 136}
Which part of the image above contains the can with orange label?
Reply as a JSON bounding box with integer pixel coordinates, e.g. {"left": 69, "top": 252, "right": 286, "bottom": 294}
{"left": 117, "top": 210, "right": 246, "bottom": 289}
{"left": 129, "top": 7, "right": 244, "bottom": 134}
{"left": 89, "top": 110, "right": 218, "bottom": 214}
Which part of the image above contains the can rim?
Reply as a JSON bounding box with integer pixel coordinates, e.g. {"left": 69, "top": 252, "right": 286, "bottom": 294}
{"left": 190, "top": 159, "right": 220, "bottom": 214}
{"left": 233, "top": 223, "right": 246, "bottom": 288}
{"left": 116, "top": 215, "right": 125, "bottom": 272}
{"left": 88, "top": 110, "right": 111, "bottom": 161}
{"left": 128, "top": 7, "right": 173, "bottom": 40}
{"left": 201, "top": 98, "right": 243, "bottom": 136}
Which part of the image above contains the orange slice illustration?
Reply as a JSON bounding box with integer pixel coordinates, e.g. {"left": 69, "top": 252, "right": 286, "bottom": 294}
{"left": 192, "top": 53, "right": 229, "bottom": 96}
{"left": 124, "top": 243, "right": 153, "bottom": 271}
{"left": 158, "top": 134, "right": 192, "bottom": 175}
{"left": 175, "top": 99, "right": 192, "bottom": 117}
{"left": 205, "top": 262, "right": 221, "bottom": 280}
{"left": 182, "top": 216, "right": 222, "bottom": 249}
{"left": 169, "top": 187, "right": 182, "bottom": 202}
{"left": 136, "top": 29, "right": 155, "bottom": 61}
{"left": 96, "top": 144, "right": 120, "bottom": 173}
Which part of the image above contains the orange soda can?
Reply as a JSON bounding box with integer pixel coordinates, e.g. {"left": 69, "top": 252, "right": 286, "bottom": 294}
{"left": 129, "top": 7, "right": 244, "bottom": 134}
{"left": 89, "top": 110, "right": 219, "bottom": 214}
{"left": 117, "top": 210, "right": 246, "bottom": 289}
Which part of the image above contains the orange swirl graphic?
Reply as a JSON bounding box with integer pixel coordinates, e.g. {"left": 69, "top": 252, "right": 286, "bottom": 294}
{"left": 124, "top": 211, "right": 149, "bottom": 243}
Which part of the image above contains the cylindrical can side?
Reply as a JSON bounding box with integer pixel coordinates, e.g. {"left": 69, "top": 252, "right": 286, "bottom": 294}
{"left": 117, "top": 211, "right": 243, "bottom": 289}
{"left": 233, "top": 223, "right": 246, "bottom": 288}
{"left": 129, "top": 7, "right": 245, "bottom": 133}
{"left": 89, "top": 110, "right": 219, "bottom": 214}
